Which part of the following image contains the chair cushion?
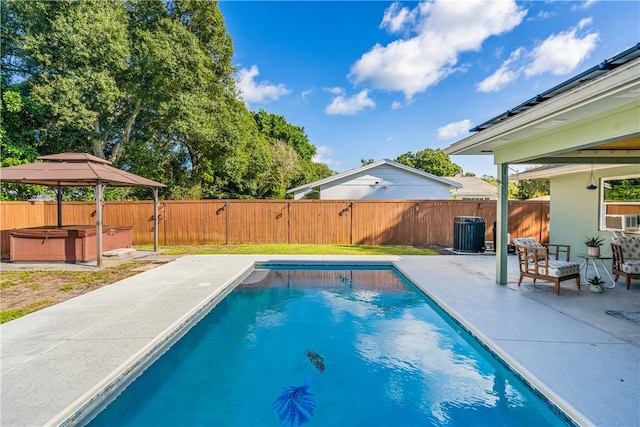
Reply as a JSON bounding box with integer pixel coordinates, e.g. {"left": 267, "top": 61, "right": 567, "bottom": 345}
{"left": 514, "top": 237, "right": 546, "bottom": 262}
{"left": 611, "top": 236, "right": 640, "bottom": 259}
{"left": 621, "top": 260, "right": 640, "bottom": 275}
{"left": 532, "top": 260, "right": 580, "bottom": 278}
{"left": 513, "top": 237, "right": 544, "bottom": 248}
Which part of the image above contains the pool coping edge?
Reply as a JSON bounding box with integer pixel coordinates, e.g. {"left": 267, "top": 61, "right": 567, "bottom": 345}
{"left": 46, "top": 262, "right": 256, "bottom": 427}
{"left": 392, "top": 262, "right": 594, "bottom": 427}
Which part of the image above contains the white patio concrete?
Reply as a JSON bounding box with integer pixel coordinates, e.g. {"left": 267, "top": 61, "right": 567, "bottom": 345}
{"left": 1, "top": 255, "right": 638, "bottom": 426}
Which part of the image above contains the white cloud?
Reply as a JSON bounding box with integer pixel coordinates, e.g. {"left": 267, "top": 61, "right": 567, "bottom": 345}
{"left": 237, "top": 65, "right": 291, "bottom": 104}
{"left": 476, "top": 47, "right": 525, "bottom": 92}
{"left": 325, "top": 90, "right": 376, "bottom": 115}
{"left": 477, "top": 66, "right": 517, "bottom": 93}
{"left": 380, "top": 2, "right": 418, "bottom": 34}
{"left": 572, "top": 0, "right": 597, "bottom": 11}
{"left": 312, "top": 146, "right": 341, "bottom": 168}
{"left": 351, "top": 0, "right": 527, "bottom": 100}
{"left": 437, "top": 119, "right": 472, "bottom": 139}
{"left": 324, "top": 86, "right": 345, "bottom": 95}
{"left": 477, "top": 19, "right": 598, "bottom": 91}
{"left": 534, "top": 10, "right": 555, "bottom": 20}
{"left": 525, "top": 18, "right": 598, "bottom": 76}
{"left": 391, "top": 101, "right": 402, "bottom": 110}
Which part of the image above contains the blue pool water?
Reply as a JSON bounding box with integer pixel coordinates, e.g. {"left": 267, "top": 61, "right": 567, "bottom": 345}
{"left": 87, "top": 266, "right": 569, "bottom": 426}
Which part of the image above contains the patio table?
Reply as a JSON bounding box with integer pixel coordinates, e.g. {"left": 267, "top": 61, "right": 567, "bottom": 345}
{"left": 577, "top": 254, "right": 615, "bottom": 288}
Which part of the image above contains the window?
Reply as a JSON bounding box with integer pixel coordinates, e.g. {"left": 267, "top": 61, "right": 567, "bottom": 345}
{"left": 600, "top": 174, "right": 640, "bottom": 232}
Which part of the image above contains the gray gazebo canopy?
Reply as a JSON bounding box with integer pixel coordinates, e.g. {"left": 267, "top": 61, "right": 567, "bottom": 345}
{"left": 0, "top": 153, "right": 166, "bottom": 266}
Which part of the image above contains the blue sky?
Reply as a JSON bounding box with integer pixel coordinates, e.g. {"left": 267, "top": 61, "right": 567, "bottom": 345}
{"left": 219, "top": 0, "right": 639, "bottom": 177}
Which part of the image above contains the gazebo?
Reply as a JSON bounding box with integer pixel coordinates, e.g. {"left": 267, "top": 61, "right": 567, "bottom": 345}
{"left": 0, "top": 153, "right": 166, "bottom": 266}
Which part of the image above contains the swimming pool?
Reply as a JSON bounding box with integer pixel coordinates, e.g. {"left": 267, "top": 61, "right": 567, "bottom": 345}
{"left": 84, "top": 265, "right": 572, "bottom": 426}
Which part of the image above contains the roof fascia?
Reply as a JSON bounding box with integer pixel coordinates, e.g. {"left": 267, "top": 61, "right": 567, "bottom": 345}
{"left": 287, "top": 159, "right": 462, "bottom": 193}
{"left": 444, "top": 59, "right": 640, "bottom": 157}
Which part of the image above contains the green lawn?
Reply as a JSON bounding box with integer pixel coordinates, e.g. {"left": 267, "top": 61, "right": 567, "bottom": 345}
{"left": 138, "top": 243, "right": 438, "bottom": 256}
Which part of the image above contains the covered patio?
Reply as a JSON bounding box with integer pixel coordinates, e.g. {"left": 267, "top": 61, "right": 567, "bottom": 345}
{"left": 445, "top": 43, "right": 640, "bottom": 285}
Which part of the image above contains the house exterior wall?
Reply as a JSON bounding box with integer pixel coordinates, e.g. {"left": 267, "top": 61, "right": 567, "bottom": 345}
{"left": 318, "top": 164, "right": 451, "bottom": 200}
{"left": 549, "top": 165, "right": 640, "bottom": 261}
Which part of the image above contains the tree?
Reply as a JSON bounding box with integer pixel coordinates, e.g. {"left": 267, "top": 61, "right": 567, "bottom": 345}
{"left": 360, "top": 158, "right": 375, "bottom": 166}
{"left": 481, "top": 175, "right": 519, "bottom": 199}
{"left": 513, "top": 179, "right": 550, "bottom": 200}
{"left": 3, "top": 0, "right": 131, "bottom": 158}
{"left": 2, "top": 0, "right": 244, "bottom": 197}
{"left": 308, "top": 162, "right": 334, "bottom": 181}
{"left": 1, "top": 0, "right": 330, "bottom": 200}
{"left": 394, "top": 148, "right": 462, "bottom": 176}
{"left": 252, "top": 109, "right": 331, "bottom": 198}
{"left": 0, "top": 77, "right": 50, "bottom": 200}
{"left": 254, "top": 109, "right": 316, "bottom": 161}
{"left": 254, "top": 140, "right": 301, "bottom": 199}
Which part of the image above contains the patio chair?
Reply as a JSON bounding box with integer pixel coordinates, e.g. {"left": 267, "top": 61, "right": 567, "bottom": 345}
{"left": 611, "top": 235, "right": 640, "bottom": 289}
{"left": 512, "top": 237, "right": 581, "bottom": 295}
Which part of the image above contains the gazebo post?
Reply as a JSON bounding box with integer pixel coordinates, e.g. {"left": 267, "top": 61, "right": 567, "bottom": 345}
{"left": 55, "top": 185, "right": 63, "bottom": 228}
{"left": 96, "top": 180, "right": 103, "bottom": 267}
{"left": 153, "top": 188, "right": 159, "bottom": 252}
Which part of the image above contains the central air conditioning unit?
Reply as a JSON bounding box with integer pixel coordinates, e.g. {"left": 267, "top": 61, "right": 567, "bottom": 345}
{"left": 604, "top": 214, "right": 639, "bottom": 231}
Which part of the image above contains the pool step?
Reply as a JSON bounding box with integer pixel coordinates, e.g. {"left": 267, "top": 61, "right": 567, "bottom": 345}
{"left": 102, "top": 248, "right": 136, "bottom": 265}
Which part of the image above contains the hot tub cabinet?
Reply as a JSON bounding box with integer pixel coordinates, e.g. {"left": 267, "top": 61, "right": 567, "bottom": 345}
{"left": 9, "top": 225, "right": 133, "bottom": 262}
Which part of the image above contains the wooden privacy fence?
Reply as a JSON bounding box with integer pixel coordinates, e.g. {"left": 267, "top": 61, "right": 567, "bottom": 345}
{"left": 0, "top": 199, "right": 549, "bottom": 255}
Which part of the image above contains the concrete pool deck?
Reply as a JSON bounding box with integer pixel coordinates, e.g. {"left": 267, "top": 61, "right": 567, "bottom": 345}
{"left": 1, "top": 254, "right": 638, "bottom": 426}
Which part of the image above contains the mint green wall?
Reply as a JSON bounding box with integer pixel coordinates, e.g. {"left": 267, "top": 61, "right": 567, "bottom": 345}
{"left": 550, "top": 165, "right": 640, "bottom": 261}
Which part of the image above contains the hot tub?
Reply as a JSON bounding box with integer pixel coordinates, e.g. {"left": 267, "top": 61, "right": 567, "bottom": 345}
{"left": 9, "top": 225, "right": 133, "bottom": 262}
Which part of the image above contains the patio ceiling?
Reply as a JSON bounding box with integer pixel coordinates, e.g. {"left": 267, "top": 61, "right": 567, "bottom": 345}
{"left": 444, "top": 44, "right": 640, "bottom": 166}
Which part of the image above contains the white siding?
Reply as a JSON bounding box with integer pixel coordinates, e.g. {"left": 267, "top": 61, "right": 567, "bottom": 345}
{"left": 319, "top": 165, "right": 451, "bottom": 200}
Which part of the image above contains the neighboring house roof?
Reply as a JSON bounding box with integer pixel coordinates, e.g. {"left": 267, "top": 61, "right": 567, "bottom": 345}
{"left": 447, "top": 176, "right": 497, "bottom": 198}
{"left": 287, "top": 159, "right": 462, "bottom": 194}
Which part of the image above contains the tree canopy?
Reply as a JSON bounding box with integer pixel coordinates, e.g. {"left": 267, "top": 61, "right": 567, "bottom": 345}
{"left": 394, "top": 148, "right": 462, "bottom": 177}
{"left": 1, "top": 0, "right": 332, "bottom": 200}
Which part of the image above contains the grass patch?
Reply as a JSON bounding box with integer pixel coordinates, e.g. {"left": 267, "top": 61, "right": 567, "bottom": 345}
{"left": 137, "top": 244, "right": 438, "bottom": 256}
{"left": 0, "top": 300, "right": 56, "bottom": 324}
{"left": 0, "top": 261, "right": 154, "bottom": 324}
{"left": 0, "top": 270, "right": 48, "bottom": 289}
